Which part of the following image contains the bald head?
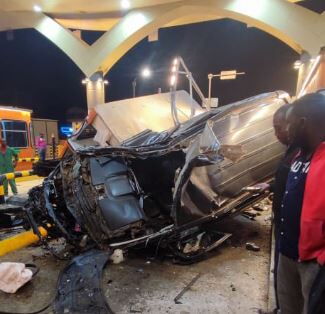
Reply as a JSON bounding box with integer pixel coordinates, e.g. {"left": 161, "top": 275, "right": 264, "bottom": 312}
{"left": 287, "top": 93, "right": 325, "bottom": 152}
{"left": 273, "top": 103, "right": 291, "bottom": 145}
{"left": 291, "top": 93, "right": 325, "bottom": 124}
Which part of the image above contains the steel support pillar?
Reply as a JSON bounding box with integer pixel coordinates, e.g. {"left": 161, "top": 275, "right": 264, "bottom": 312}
{"left": 296, "top": 53, "right": 312, "bottom": 96}
{"left": 296, "top": 49, "right": 325, "bottom": 96}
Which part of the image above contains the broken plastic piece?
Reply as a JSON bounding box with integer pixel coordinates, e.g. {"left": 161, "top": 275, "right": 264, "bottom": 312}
{"left": 53, "top": 250, "right": 113, "bottom": 314}
{"left": 110, "top": 249, "right": 124, "bottom": 264}
{"left": 246, "top": 242, "right": 260, "bottom": 252}
{"left": 174, "top": 273, "right": 202, "bottom": 304}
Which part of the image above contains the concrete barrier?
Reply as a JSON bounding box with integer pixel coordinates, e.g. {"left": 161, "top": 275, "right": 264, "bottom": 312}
{"left": 0, "top": 170, "right": 35, "bottom": 203}
{"left": 0, "top": 169, "right": 47, "bottom": 257}
{"left": 0, "top": 227, "right": 48, "bottom": 257}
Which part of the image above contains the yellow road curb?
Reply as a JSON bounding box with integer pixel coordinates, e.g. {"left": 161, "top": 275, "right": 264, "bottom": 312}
{"left": 16, "top": 175, "right": 43, "bottom": 183}
{"left": 0, "top": 227, "right": 47, "bottom": 257}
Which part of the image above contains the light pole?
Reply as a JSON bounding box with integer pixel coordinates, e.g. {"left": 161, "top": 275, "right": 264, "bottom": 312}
{"left": 169, "top": 56, "right": 207, "bottom": 124}
{"left": 133, "top": 67, "right": 151, "bottom": 98}
{"left": 208, "top": 70, "right": 245, "bottom": 108}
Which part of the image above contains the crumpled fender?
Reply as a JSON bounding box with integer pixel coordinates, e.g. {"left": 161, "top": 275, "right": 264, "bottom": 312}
{"left": 53, "top": 249, "right": 113, "bottom": 314}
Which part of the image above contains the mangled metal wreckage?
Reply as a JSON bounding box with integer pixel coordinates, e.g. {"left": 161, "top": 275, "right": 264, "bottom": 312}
{"left": 27, "top": 90, "right": 289, "bottom": 260}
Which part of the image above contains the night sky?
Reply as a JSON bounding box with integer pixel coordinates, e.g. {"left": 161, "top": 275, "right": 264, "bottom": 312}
{"left": 0, "top": 0, "right": 324, "bottom": 124}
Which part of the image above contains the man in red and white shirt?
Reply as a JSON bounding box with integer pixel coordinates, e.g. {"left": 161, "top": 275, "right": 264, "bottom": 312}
{"left": 277, "top": 93, "right": 325, "bottom": 314}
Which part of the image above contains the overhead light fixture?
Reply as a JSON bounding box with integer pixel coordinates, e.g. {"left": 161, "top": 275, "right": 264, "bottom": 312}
{"left": 170, "top": 57, "right": 179, "bottom": 87}
{"left": 294, "top": 60, "right": 302, "bottom": 70}
{"left": 82, "top": 78, "right": 108, "bottom": 85}
{"left": 33, "top": 5, "right": 42, "bottom": 12}
{"left": 141, "top": 67, "right": 151, "bottom": 78}
{"left": 121, "top": 0, "right": 130, "bottom": 9}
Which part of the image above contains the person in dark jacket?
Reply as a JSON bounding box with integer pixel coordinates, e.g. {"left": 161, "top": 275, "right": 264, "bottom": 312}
{"left": 271, "top": 104, "right": 299, "bottom": 229}
{"left": 271, "top": 104, "right": 300, "bottom": 310}
{"left": 277, "top": 93, "right": 325, "bottom": 314}
{"left": 254, "top": 104, "right": 299, "bottom": 312}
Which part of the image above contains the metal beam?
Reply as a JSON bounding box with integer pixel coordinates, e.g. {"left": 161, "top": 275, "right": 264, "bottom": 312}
{"left": 0, "top": 12, "right": 91, "bottom": 75}
{"left": 0, "top": 0, "right": 324, "bottom": 78}
{"left": 92, "top": 0, "right": 325, "bottom": 75}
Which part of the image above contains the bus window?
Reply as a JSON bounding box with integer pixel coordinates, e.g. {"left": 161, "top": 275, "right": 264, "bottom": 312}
{"left": 0, "top": 120, "right": 29, "bottom": 148}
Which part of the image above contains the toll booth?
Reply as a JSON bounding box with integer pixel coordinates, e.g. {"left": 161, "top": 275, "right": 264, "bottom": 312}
{"left": 31, "top": 118, "right": 60, "bottom": 159}
{"left": 31, "top": 118, "right": 59, "bottom": 145}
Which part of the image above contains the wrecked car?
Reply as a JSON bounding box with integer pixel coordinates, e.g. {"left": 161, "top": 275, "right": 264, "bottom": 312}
{"left": 26, "top": 90, "right": 289, "bottom": 261}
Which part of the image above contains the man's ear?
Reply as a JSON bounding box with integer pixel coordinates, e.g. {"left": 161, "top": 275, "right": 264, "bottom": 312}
{"left": 299, "top": 117, "right": 307, "bottom": 130}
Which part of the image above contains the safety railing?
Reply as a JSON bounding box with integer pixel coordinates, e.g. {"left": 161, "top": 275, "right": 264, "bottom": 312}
{"left": 48, "top": 146, "right": 59, "bottom": 159}
{"left": 18, "top": 157, "right": 39, "bottom": 163}
{"left": 0, "top": 170, "right": 34, "bottom": 204}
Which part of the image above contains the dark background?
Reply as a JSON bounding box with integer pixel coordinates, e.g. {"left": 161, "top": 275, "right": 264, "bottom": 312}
{"left": 0, "top": 0, "right": 324, "bottom": 123}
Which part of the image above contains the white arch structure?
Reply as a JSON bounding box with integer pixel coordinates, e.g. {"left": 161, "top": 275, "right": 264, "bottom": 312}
{"left": 1, "top": 0, "right": 325, "bottom": 78}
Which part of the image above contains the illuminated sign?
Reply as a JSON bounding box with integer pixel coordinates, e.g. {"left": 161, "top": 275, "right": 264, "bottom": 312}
{"left": 60, "top": 126, "right": 73, "bottom": 137}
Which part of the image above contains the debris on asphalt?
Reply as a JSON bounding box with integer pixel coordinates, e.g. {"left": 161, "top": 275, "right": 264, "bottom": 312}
{"left": 53, "top": 250, "right": 113, "bottom": 314}
{"left": 32, "top": 251, "right": 50, "bottom": 260}
{"left": 230, "top": 284, "right": 236, "bottom": 292}
{"left": 246, "top": 242, "right": 261, "bottom": 252}
{"left": 129, "top": 303, "right": 145, "bottom": 313}
{"left": 174, "top": 273, "right": 202, "bottom": 304}
{"left": 252, "top": 203, "right": 267, "bottom": 212}
{"left": 110, "top": 249, "right": 124, "bottom": 264}
{"left": 79, "top": 235, "right": 88, "bottom": 247}
{"left": 264, "top": 197, "right": 273, "bottom": 206}
{"left": 242, "top": 213, "right": 256, "bottom": 221}
{"left": 243, "top": 211, "right": 257, "bottom": 218}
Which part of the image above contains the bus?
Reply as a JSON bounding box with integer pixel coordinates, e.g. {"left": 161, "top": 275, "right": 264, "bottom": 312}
{"left": 0, "top": 106, "right": 64, "bottom": 171}
{"left": 0, "top": 106, "right": 35, "bottom": 171}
